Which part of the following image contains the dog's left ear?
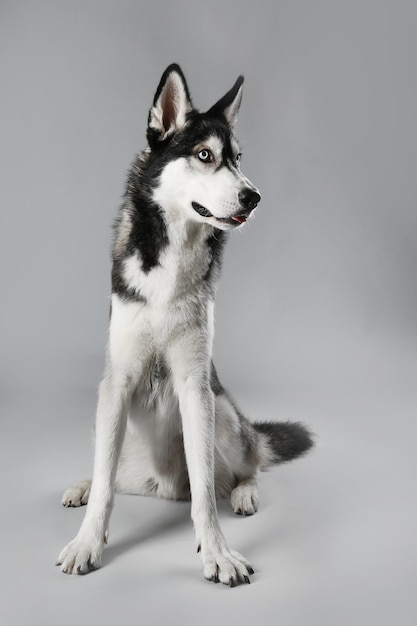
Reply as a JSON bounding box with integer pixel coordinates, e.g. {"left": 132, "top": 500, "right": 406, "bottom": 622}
{"left": 147, "top": 64, "right": 193, "bottom": 144}
{"left": 207, "top": 76, "right": 244, "bottom": 127}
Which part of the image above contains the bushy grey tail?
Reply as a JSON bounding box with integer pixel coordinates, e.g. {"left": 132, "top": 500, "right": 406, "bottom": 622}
{"left": 253, "top": 421, "right": 314, "bottom": 465}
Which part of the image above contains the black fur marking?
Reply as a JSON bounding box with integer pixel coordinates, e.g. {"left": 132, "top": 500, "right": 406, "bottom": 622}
{"left": 220, "top": 141, "right": 240, "bottom": 170}
{"left": 148, "top": 112, "right": 240, "bottom": 183}
{"left": 204, "top": 228, "right": 226, "bottom": 286}
{"left": 253, "top": 421, "right": 314, "bottom": 463}
{"left": 111, "top": 257, "right": 147, "bottom": 303}
{"left": 123, "top": 177, "right": 169, "bottom": 273}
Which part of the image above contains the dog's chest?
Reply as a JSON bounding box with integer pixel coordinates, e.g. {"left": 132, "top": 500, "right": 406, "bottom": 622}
{"left": 124, "top": 224, "right": 213, "bottom": 307}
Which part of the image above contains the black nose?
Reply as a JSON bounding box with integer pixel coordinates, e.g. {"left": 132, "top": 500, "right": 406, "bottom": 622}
{"left": 238, "top": 188, "right": 261, "bottom": 211}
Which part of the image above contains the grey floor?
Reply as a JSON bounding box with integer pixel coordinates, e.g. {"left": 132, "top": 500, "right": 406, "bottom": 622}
{"left": 2, "top": 351, "right": 416, "bottom": 625}
{"left": 1, "top": 1, "right": 416, "bottom": 624}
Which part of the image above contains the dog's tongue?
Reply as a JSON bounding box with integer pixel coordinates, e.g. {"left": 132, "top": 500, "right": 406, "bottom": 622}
{"left": 232, "top": 215, "right": 247, "bottom": 224}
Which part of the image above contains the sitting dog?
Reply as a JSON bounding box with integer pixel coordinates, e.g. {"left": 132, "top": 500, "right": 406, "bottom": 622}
{"left": 56, "top": 64, "right": 313, "bottom": 586}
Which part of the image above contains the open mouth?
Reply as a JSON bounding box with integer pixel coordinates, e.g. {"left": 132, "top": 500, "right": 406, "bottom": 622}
{"left": 192, "top": 202, "right": 249, "bottom": 226}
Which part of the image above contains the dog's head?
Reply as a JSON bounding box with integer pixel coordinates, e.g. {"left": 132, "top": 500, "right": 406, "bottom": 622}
{"left": 146, "top": 64, "right": 261, "bottom": 231}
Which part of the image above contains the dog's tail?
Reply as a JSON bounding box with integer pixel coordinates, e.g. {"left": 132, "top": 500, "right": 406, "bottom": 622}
{"left": 253, "top": 420, "right": 314, "bottom": 467}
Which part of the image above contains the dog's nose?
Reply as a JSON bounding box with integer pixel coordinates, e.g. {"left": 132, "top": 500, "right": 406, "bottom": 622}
{"left": 238, "top": 188, "right": 261, "bottom": 211}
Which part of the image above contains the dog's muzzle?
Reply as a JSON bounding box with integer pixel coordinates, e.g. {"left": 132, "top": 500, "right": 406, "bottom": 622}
{"left": 192, "top": 188, "right": 261, "bottom": 225}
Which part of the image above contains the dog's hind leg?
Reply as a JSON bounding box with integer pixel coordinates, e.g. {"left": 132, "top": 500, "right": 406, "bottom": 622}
{"left": 230, "top": 478, "right": 259, "bottom": 516}
{"left": 213, "top": 391, "right": 260, "bottom": 516}
{"left": 214, "top": 384, "right": 314, "bottom": 517}
{"left": 62, "top": 479, "right": 91, "bottom": 507}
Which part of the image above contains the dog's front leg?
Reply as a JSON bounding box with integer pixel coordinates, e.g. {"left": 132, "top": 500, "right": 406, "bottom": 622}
{"left": 56, "top": 372, "right": 130, "bottom": 574}
{"left": 170, "top": 338, "right": 253, "bottom": 586}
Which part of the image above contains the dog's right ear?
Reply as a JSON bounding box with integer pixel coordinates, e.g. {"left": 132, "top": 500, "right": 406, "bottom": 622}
{"left": 147, "top": 64, "right": 193, "bottom": 145}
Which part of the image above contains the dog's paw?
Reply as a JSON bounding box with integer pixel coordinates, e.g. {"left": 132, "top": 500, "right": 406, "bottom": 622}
{"left": 230, "top": 482, "right": 259, "bottom": 516}
{"left": 56, "top": 533, "right": 104, "bottom": 575}
{"left": 61, "top": 480, "right": 91, "bottom": 507}
{"left": 200, "top": 541, "right": 254, "bottom": 586}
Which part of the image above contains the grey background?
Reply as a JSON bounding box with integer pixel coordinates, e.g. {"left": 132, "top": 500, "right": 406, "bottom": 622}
{"left": 1, "top": 1, "right": 416, "bottom": 625}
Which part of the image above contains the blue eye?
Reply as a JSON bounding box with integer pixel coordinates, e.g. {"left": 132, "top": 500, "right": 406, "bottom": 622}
{"left": 198, "top": 149, "right": 213, "bottom": 163}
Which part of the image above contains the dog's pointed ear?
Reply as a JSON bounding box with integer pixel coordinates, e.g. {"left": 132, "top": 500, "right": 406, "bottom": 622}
{"left": 207, "top": 76, "right": 244, "bottom": 127}
{"left": 147, "top": 64, "right": 193, "bottom": 144}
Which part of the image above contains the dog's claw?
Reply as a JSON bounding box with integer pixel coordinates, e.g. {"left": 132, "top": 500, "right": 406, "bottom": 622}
{"left": 206, "top": 573, "right": 219, "bottom": 583}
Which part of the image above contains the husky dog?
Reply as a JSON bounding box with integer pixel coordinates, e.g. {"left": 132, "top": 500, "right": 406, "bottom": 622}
{"left": 56, "top": 64, "right": 313, "bottom": 586}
